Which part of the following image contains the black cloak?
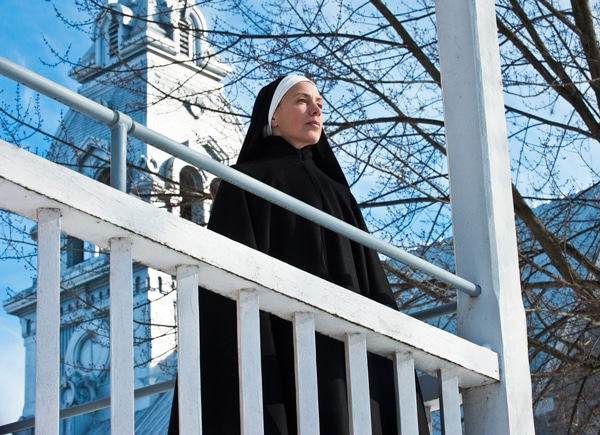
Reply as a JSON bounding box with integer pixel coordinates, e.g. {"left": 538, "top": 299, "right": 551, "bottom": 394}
{"left": 169, "top": 77, "right": 429, "bottom": 434}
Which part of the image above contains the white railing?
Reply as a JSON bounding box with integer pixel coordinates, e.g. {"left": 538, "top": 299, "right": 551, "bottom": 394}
{"left": 0, "top": 139, "right": 499, "bottom": 433}
{"left": 0, "top": 57, "right": 480, "bottom": 300}
{"left": 0, "top": 0, "right": 538, "bottom": 429}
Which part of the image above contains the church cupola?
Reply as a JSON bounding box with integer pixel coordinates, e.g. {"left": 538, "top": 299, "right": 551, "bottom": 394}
{"left": 72, "top": 0, "right": 231, "bottom": 83}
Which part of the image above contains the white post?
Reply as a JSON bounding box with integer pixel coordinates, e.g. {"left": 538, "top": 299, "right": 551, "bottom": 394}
{"left": 293, "top": 312, "right": 320, "bottom": 435}
{"left": 109, "top": 238, "right": 134, "bottom": 434}
{"left": 345, "top": 333, "right": 371, "bottom": 435}
{"left": 435, "top": 0, "right": 535, "bottom": 433}
{"left": 35, "top": 208, "right": 61, "bottom": 434}
{"left": 437, "top": 370, "right": 461, "bottom": 435}
{"left": 237, "top": 289, "right": 264, "bottom": 434}
{"left": 176, "top": 265, "right": 202, "bottom": 433}
{"left": 393, "top": 352, "right": 418, "bottom": 434}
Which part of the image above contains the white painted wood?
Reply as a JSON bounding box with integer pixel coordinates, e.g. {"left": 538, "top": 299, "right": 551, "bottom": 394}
{"left": 394, "top": 352, "right": 419, "bottom": 435}
{"left": 0, "top": 140, "right": 499, "bottom": 389}
{"left": 35, "top": 208, "right": 61, "bottom": 434}
{"left": 438, "top": 370, "right": 462, "bottom": 435}
{"left": 176, "top": 265, "right": 202, "bottom": 433}
{"left": 0, "top": 55, "right": 476, "bottom": 297}
{"left": 237, "top": 289, "right": 264, "bottom": 434}
{"left": 109, "top": 238, "right": 134, "bottom": 434}
{"left": 436, "top": 0, "right": 535, "bottom": 433}
{"left": 0, "top": 139, "right": 518, "bottom": 433}
{"left": 293, "top": 312, "right": 320, "bottom": 435}
{"left": 345, "top": 333, "right": 371, "bottom": 435}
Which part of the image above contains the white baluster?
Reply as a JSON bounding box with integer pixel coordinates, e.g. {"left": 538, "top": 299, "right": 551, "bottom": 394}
{"left": 237, "top": 289, "right": 263, "bottom": 434}
{"left": 394, "top": 352, "right": 419, "bottom": 434}
{"left": 438, "top": 369, "right": 461, "bottom": 434}
{"left": 176, "top": 265, "right": 202, "bottom": 433}
{"left": 293, "top": 312, "right": 320, "bottom": 434}
{"left": 36, "top": 208, "right": 61, "bottom": 434}
{"left": 110, "top": 238, "right": 134, "bottom": 434}
{"left": 345, "top": 333, "right": 371, "bottom": 435}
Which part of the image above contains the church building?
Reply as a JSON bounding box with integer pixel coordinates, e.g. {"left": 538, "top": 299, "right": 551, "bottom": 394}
{"left": 3, "top": 0, "right": 243, "bottom": 432}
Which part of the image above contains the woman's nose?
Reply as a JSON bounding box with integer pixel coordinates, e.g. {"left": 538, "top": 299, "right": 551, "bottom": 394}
{"left": 310, "top": 102, "right": 322, "bottom": 115}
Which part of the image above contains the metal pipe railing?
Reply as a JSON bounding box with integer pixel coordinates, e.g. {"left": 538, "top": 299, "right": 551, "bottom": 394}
{"left": 410, "top": 301, "right": 457, "bottom": 321}
{"left": 0, "top": 56, "right": 481, "bottom": 297}
{"left": 110, "top": 112, "right": 132, "bottom": 191}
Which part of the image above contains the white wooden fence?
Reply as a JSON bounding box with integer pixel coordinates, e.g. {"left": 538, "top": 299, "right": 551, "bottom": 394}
{"left": 0, "top": 0, "right": 537, "bottom": 432}
{"left": 0, "top": 138, "right": 499, "bottom": 433}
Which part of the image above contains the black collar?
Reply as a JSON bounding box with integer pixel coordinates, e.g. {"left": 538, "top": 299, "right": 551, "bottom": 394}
{"left": 261, "top": 136, "right": 314, "bottom": 161}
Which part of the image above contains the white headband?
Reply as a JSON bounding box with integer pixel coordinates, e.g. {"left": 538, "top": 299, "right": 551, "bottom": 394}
{"left": 265, "top": 75, "right": 313, "bottom": 136}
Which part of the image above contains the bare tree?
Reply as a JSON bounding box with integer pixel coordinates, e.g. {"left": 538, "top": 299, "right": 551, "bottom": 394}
{"left": 188, "top": 0, "right": 600, "bottom": 431}
{"left": 2, "top": 0, "right": 599, "bottom": 432}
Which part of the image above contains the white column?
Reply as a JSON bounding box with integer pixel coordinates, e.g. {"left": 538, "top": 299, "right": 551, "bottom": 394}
{"left": 394, "top": 352, "right": 418, "bottom": 434}
{"left": 35, "top": 208, "right": 61, "bottom": 434}
{"left": 435, "top": 0, "right": 535, "bottom": 433}
{"left": 176, "top": 265, "right": 202, "bottom": 433}
{"left": 109, "top": 238, "right": 134, "bottom": 434}
{"left": 438, "top": 370, "right": 461, "bottom": 435}
{"left": 293, "top": 312, "right": 320, "bottom": 435}
{"left": 237, "top": 289, "right": 264, "bottom": 434}
{"left": 345, "top": 333, "right": 371, "bottom": 435}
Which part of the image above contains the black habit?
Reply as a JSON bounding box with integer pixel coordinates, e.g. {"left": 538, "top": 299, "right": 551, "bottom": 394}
{"left": 169, "top": 77, "right": 429, "bottom": 434}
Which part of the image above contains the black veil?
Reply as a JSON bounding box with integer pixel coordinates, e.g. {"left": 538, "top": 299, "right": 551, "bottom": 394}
{"left": 169, "top": 75, "right": 431, "bottom": 435}
{"left": 236, "top": 76, "right": 349, "bottom": 187}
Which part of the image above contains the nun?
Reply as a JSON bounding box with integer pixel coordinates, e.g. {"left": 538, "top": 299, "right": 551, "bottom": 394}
{"left": 169, "top": 76, "right": 429, "bottom": 434}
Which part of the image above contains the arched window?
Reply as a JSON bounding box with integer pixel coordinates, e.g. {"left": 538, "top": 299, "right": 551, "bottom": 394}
{"left": 65, "top": 236, "right": 85, "bottom": 267}
{"left": 179, "top": 166, "right": 204, "bottom": 224}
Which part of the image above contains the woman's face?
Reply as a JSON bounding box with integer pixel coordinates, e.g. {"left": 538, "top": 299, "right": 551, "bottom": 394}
{"left": 271, "top": 81, "right": 323, "bottom": 149}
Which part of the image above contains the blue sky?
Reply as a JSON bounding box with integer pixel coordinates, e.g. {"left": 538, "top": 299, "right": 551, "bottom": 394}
{"left": 0, "top": 1, "right": 90, "bottom": 425}
{"left": 1, "top": 0, "right": 599, "bottom": 428}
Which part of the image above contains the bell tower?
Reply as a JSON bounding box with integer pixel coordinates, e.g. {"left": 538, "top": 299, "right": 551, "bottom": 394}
{"left": 4, "top": 1, "right": 243, "bottom": 433}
